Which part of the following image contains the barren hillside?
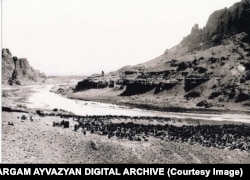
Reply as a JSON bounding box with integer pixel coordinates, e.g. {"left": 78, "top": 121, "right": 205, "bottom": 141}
{"left": 70, "top": 0, "right": 250, "bottom": 111}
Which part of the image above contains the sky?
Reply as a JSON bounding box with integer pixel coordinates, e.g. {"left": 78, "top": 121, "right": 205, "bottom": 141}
{"left": 2, "top": 0, "right": 240, "bottom": 76}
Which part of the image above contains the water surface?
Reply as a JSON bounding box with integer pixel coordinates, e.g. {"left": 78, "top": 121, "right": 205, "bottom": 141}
{"left": 26, "top": 85, "right": 250, "bottom": 123}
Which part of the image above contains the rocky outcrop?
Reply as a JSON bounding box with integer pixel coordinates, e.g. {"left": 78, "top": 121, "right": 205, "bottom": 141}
{"left": 120, "top": 82, "right": 155, "bottom": 96}
{"left": 74, "top": 79, "right": 108, "bottom": 92}
{"left": 2, "top": 48, "right": 46, "bottom": 85}
{"left": 181, "top": 0, "right": 250, "bottom": 52}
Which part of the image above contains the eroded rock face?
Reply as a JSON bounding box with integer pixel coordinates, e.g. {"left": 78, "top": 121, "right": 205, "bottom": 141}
{"left": 2, "top": 49, "right": 15, "bottom": 84}
{"left": 74, "top": 79, "right": 108, "bottom": 92}
{"left": 2, "top": 48, "right": 46, "bottom": 85}
{"left": 181, "top": 0, "right": 250, "bottom": 52}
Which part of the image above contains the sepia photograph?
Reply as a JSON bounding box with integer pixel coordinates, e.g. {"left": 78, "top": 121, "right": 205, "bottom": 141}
{"left": 1, "top": 0, "right": 250, "bottom": 164}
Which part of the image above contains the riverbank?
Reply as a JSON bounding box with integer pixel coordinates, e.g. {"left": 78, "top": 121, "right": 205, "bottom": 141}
{"left": 2, "top": 84, "right": 250, "bottom": 163}
{"left": 4, "top": 84, "right": 250, "bottom": 123}
{"left": 56, "top": 86, "right": 250, "bottom": 115}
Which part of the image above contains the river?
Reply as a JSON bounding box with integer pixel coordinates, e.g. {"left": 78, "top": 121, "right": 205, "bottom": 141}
{"left": 24, "top": 85, "right": 250, "bottom": 123}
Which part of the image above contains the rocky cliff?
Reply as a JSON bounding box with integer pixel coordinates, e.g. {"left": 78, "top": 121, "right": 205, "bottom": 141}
{"left": 181, "top": 0, "right": 250, "bottom": 52}
{"left": 2, "top": 48, "right": 46, "bottom": 85}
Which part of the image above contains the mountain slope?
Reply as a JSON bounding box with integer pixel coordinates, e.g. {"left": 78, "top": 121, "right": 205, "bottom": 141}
{"left": 72, "top": 0, "right": 250, "bottom": 111}
{"left": 2, "top": 48, "right": 46, "bottom": 85}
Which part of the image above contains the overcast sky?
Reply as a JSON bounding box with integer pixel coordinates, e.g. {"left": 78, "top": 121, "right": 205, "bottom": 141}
{"left": 2, "top": 0, "right": 240, "bottom": 76}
